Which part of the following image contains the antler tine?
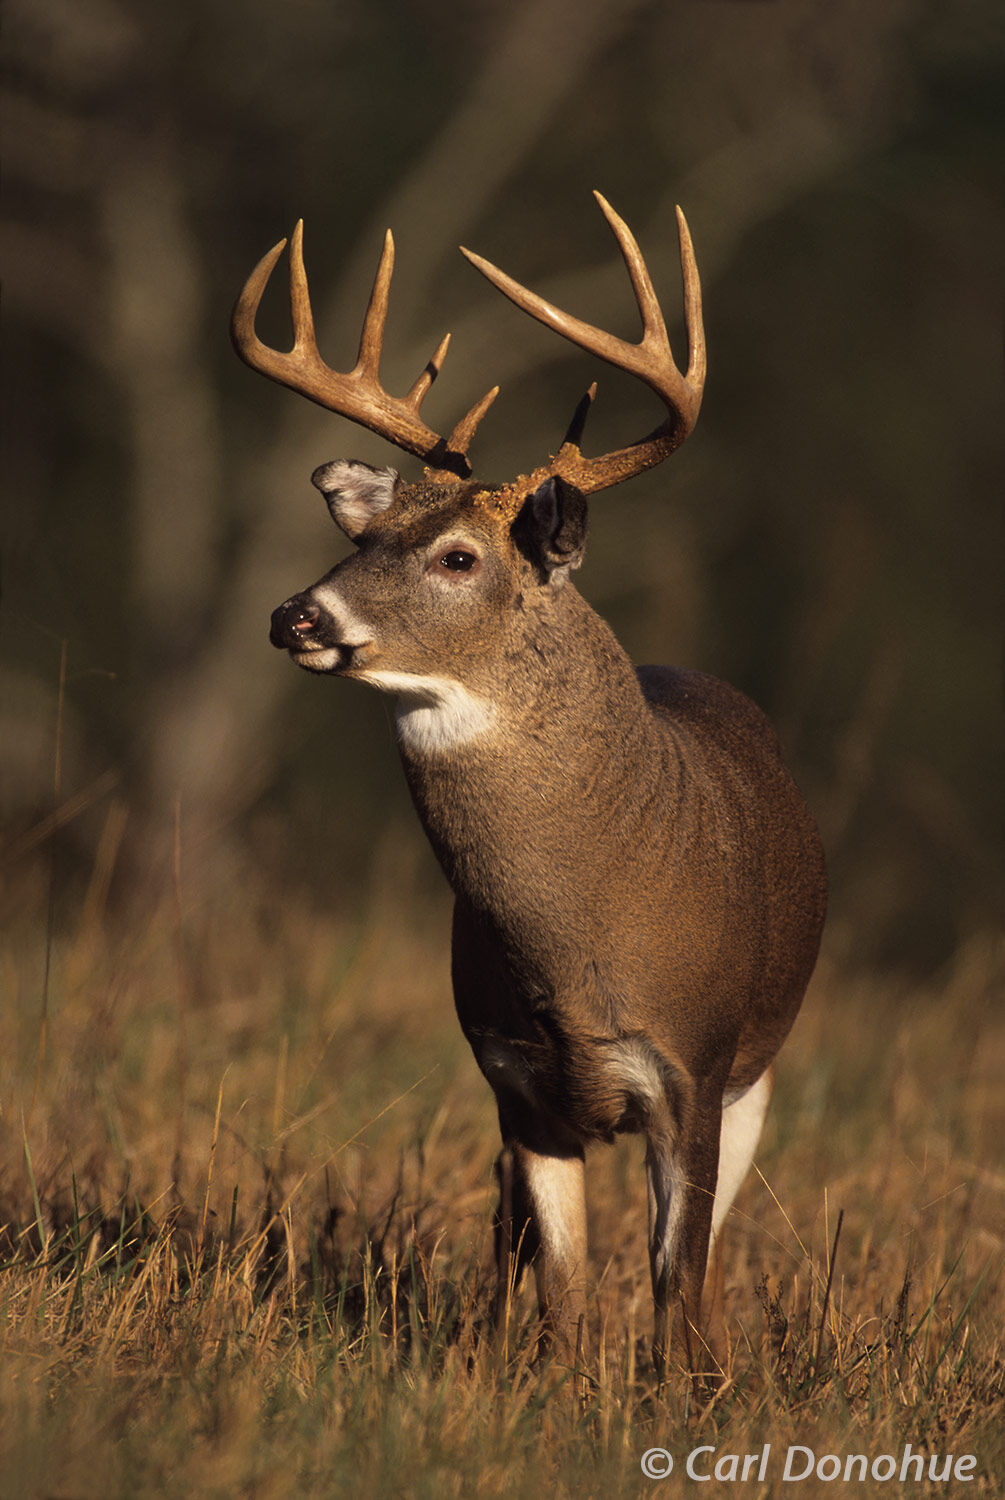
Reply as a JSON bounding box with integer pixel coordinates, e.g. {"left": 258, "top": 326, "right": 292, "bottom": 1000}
{"left": 288, "top": 219, "right": 319, "bottom": 353}
{"left": 353, "top": 228, "right": 395, "bottom": 381}
{"left": 231, "top": 232, "right": 293, "bottom": 377}
{"left": 557, "top": 382, "right": 598, "bottom": 456}
{"left": 593, "top": 191, "right": 669, "bottom": 359}
{"left": 406, "top": 333, "right": 451, "bottom": 409}
{"left": 231, "top": 221, "right": 497, "bottom": 480}
{"left": 446, "top": 384, "right": 500, "bottom": 460}
{"left": 461, "top": 193, "right": 705, "bottom": 499}
{"left": 673, "top": 203, "right": 707, "bottom": 392}
{"left": 354, "top": 235, "right": 462, "bottom": 427}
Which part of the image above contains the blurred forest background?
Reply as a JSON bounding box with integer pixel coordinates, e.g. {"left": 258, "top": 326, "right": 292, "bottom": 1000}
{"left": 3, "top": 0, "right": 1002, "bottom": 976}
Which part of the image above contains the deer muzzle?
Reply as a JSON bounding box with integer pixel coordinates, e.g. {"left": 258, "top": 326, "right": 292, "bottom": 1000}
{"left": 270, "top": 596, "right": 325, "bottom": 650}
{"left": 269, "top": 590, "right": 375, "bottom": 675}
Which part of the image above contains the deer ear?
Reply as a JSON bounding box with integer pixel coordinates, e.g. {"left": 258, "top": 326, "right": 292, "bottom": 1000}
{"left": 311, "top": 460, "right": 400, "bottom": 541}
{"left": 515, "top": 476, "right": 588, "bottom": 583}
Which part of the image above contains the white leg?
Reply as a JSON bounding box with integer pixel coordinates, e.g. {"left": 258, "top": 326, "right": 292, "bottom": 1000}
{"left": 520, "top": 1148, "right": 588, "bottom": 1328}
{"left": 710, "top": 1068, "right": 773, "bottom": 1250}
{"left": 698, "top": 1070, "right": 773, "bottom": 1362}
{"left": 495, "top": 1133, "right": 588, "bottom": 1354}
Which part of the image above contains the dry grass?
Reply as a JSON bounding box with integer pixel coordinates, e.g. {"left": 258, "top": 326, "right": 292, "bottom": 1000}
{"left": 1, "top": 832, "right": 1002, "bottom": 1498}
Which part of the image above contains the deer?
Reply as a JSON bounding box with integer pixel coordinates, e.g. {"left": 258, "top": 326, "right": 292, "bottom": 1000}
{"left": 231, "top": 192, "right": 827, "bottom": 1378}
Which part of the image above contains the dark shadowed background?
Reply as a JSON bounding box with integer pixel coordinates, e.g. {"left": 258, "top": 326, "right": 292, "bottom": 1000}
{"left": 3, "top": 0, "right": 1001, "bottom": 974}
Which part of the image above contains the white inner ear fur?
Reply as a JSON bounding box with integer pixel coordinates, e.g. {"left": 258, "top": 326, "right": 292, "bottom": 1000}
{"left": 528, "top": 477, "right": 584, "bottom": 587}
{"left": 358, "top": 669, "right": 497, "bottom": 755}
{"left": 311, "top": 460, "right": 399, "bottom": 538}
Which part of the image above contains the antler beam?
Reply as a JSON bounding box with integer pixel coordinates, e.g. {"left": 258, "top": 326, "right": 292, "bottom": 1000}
{"left": 231, "top": 220, "right": 498, "bottom": 480}
{"left": 461, "top": 192, "right": 705, "bottom": 499}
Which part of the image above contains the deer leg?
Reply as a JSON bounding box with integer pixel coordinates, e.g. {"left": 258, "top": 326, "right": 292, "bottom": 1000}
{"left": 646, "top": 1093, "right": 721, "bottom": 1378}
{"left": 520, "top": 1143, "right": 588, "bottom": 1353}
{"left": 703, "top": 1068, "right": 773, "bottom": 1345}
{"left": 494, "top": 1111, "right": 587, "bottom": 1358}
{"left": 493, "top": 1144, "right": 539, "bottom": 1331}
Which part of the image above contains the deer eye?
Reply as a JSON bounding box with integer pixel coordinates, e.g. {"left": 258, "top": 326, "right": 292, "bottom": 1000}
{"left": 439, "top": 549, "right": 478, "bottom": 573}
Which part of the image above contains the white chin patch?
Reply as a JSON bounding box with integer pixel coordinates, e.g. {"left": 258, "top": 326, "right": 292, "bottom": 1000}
{"left": 358, "top": 669, "right": 496, "bottom": 754}
{"left": 291, "top": 647, "right": 343, "bottom": 673}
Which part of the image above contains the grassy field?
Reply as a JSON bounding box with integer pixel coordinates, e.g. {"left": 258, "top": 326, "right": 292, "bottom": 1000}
{"left": 1, "top": 830, "right": 1002, "bottom": 1498}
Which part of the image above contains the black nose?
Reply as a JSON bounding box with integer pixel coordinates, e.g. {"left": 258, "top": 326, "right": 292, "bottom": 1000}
{"left": 270, "top": 597, "right": 321, "bottom": 649}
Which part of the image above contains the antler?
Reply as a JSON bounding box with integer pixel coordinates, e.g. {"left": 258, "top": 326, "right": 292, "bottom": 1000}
{"left": 460, "top": 192, "right": 705, "bottom": 501}
{"left": 231, "top": 220, "right": 498, "bottom": 481}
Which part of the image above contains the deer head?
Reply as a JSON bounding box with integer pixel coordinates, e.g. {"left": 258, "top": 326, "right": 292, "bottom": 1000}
{"left": 232, "top": 194, "right": 705, "bottom": 714}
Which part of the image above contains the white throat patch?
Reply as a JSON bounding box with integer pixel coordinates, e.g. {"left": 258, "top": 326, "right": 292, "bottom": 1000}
{"left": 358, "top": 670, "right": 496, "bottom": 755}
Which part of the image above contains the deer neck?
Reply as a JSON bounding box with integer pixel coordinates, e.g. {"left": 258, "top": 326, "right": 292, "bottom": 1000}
{"left": 393, "top": 585, "right": 673, "bottom": 974}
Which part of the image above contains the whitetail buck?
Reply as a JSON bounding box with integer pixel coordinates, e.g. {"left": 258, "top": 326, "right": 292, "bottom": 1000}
{"left": 232, "top": 193, "right": 826, "bottom": 1375}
